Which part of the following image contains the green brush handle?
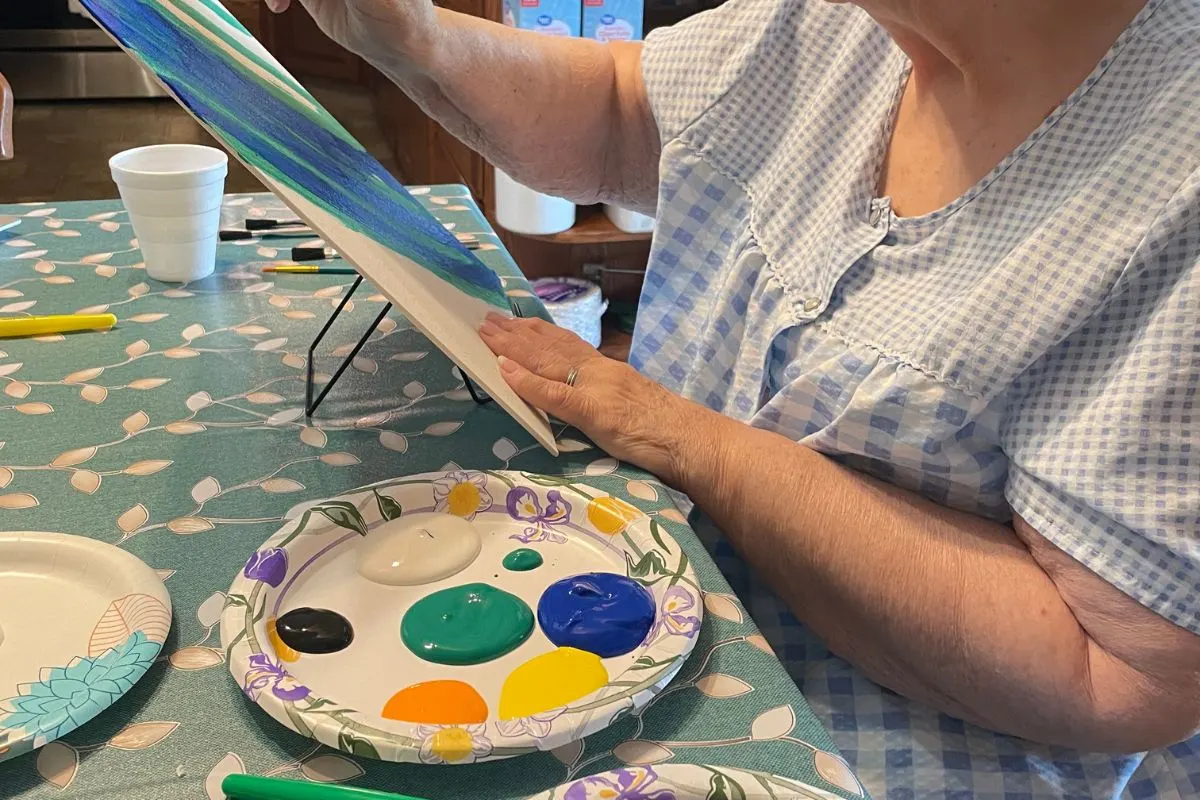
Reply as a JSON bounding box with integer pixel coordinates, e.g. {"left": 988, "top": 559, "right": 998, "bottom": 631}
{"left": 222, "top": 774, "right": 428, "bottom": 800}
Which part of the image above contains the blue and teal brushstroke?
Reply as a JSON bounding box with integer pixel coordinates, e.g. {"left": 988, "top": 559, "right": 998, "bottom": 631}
{"left": 81, "top": 0, "right": 512, "bottom": 309}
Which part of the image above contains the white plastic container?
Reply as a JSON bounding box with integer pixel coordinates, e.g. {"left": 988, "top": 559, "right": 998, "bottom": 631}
{"left": 494, "top": 169, "right": 576, "bottom": 236}
{"left": 604, "top": 203, "right": 655, "bottom": 234}
{"left": 109, "top": 144, "right": 228, "bottom": 283}
{"left": 532, "top": 277, "right": 608, "bottom": 347}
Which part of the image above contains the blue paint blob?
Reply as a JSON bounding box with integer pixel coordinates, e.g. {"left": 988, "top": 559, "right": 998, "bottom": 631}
{"left": 537, "top": 573, "right": 656, "bottom": 658}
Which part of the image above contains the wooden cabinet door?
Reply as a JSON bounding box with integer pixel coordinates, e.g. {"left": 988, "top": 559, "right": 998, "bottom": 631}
{"left": 258, "top": 3, "right": 363, "bottom": 83}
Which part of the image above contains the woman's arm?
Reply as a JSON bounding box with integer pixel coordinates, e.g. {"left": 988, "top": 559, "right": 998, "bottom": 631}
{"left": 268, "top": 1, "right": 659, "bottom": 210}
{"left": 481, "top": 314, "right": 1200, "bottom": 753}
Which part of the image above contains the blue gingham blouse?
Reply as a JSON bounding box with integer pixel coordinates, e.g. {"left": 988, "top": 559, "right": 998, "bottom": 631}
{"left": 635, "top": 0, "right": 1200, "bottom": 797}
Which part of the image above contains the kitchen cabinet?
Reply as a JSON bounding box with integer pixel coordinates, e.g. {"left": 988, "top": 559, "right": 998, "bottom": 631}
{"left": 256, "top": 1, "right": 365, "bottom": 82}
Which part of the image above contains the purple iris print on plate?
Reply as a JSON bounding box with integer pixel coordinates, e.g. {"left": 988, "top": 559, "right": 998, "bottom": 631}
{"left": 243, "top": 653, "right": 309, "bottom": 702}
{"left": 506, "top": 487, "right": 572, "bottom": 544}
{"left": 651, "top": 586, "right": 701, "bottom": 639}
{"left": 243, "top": 547, "right": 288, "bottom": 588}
{"left": 564, "top": 767, "right": 676, "bottom": 800}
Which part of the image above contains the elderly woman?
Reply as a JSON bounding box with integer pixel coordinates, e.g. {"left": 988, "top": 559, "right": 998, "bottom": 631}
{"left": 270, "top": 0, "right": 1199, "bottom": 795}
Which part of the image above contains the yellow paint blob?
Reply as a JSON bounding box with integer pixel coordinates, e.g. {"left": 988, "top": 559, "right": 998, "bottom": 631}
{"left": 587, "top": 496, "right": 643, "bottom": 535}
{"left": 382, "top": 680, "right": 488, "bottom": 725}
{"left": 446, "top": 482, "right": 483, "bottom": 517}
{"left": 267, "top": 617, "right": 301, "bottom": 663}
{"left": 428, "top": 727, "right": 478, "bottom": 763}
{"left": 499, "top": 647, "right": 608, "bottom": 720}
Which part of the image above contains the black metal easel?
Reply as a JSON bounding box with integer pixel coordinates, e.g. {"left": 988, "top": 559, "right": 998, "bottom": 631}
{"left": 304, "top": 275, "right": 523, "bottom": 417}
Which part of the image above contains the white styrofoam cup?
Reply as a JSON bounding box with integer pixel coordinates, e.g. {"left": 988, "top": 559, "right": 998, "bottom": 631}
{"left": 109, "top": 144, "right": 228, "bottom": 283}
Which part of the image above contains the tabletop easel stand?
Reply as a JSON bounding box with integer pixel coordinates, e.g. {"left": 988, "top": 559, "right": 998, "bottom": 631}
{"left": 304, "top": 275, "right": 523, "bottom": 416}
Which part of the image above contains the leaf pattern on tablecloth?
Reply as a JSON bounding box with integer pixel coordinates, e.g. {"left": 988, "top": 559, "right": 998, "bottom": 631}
{"left": 0, "top": 192, "right": 861, "bottom": 800}
{"left": 107, "top": 722, "right": 180, "bottom": 751}
{"left": 205, "top": 753, "right": 245, "bottom": 800}
{"left": 36, "top": 742, "right": 78, "bottom": 790}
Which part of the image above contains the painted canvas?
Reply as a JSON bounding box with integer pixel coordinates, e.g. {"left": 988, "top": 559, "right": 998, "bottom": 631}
{"left": 78, "top": 0, "right": 558, "bottom": 453}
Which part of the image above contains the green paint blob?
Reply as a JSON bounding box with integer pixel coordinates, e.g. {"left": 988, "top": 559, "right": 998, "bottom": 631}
{"left": 401, "top": 583, "right": 534, "bottom": 665}
{"left": 502, "top": 548, "right": 544, "bottom": 572}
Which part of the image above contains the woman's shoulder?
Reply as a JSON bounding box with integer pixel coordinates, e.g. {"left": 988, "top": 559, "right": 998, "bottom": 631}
{"left": 642, "top": 0, "right": 887, "bottom": 144}
{"left": 1135, "top": 0, "right": 1200, "bottom": 53}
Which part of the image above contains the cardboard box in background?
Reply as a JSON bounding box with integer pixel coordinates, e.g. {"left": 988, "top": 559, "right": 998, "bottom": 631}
{"left": 583, "top": 0, "right": 645, "bottom": 41}
{"left": 503, "top": 0, "right": 583, "bottom": 36}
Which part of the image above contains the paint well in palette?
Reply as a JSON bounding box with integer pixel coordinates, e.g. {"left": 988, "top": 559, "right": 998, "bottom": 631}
{"left": 502, "top": 548, "right": 543, "bottom": 572}
{"left": 275, "top": 607, "right": 354, "bottom": 655}
{"left": 538, "top": 573, "right": 655, "bottom": 658}
{"left": 382, "top": 680, "right": 488, "bottom": 724}
{"left": 499, "top": 647, "right": 608, "bottom": 719}
{"left": 401, "top": 583, "right": 534, "bottom": 666}
{"left": 356, "top": 512, "right": 482, "bottom": 587}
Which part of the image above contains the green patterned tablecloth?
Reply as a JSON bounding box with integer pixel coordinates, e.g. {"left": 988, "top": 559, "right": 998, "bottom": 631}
{"left": 0, "top": 189, "right": 863, "bottom": 799}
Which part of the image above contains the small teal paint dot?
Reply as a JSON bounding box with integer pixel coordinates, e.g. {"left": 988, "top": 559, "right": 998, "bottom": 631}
{"left": 502, "top": 548, "right": 544, "bottom": 572}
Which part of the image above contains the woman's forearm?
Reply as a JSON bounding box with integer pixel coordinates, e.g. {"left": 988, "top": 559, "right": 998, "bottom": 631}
{"left": 475, "top": 312, "right": 1200, "bottom": 750}
{"left": 371, "top": 12, "right": 659, "bottom": 210}
{"left": 666, "top": 406, "right": 1200, "bottom": 752}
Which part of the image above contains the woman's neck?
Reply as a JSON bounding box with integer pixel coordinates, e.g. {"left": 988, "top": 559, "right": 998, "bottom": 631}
{"left": 854, "top": 0, "right": 1151, "bottom": 100}
{"left": 860, "top": 0, "right": 1152, "bottom": 216}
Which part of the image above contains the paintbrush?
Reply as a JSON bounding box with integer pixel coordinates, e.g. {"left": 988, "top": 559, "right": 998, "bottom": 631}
{"left": 291, "top": 246, "right": 340, "bottom": 262}
{"left": 264, "top": 265, "right": 358, "bottom": 275}
{"left": 220, "top": 229, "right": 314, "bottom": 242}
{"left": 245, "top": 217, "right": 307, "bottom": 231}
{"left": 289, "top": 241, "right": 484, "bottom": 261}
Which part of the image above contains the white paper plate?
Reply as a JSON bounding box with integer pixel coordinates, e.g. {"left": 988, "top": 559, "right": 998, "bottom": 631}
{"left": 221, "top": 470, "right": 702, "bottom": 764}
{"left": 0, "top": 531, "right": 172, "bottom": 762}
{"left": 526, "top": 764, "right": 849, "bottom": 799}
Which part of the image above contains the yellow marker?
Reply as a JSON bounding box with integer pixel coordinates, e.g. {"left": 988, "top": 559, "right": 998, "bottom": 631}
{"left": 0, "top": 313, "right": 117, "bottom": 339}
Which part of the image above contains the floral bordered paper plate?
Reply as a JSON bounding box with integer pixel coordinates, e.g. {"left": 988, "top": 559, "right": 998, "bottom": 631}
{"left": 526, "top": 764, "right": 850, "bottom": 799}
{"left": 219, "top": 470, "right": 702, "bottom": 764}
{"left": 0, "top": 531, "right": 172, "bottom": 763}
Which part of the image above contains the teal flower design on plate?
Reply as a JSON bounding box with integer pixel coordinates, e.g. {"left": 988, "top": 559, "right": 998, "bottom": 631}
{"left": 0, "top": 631, "right": 159, "bottom": 747}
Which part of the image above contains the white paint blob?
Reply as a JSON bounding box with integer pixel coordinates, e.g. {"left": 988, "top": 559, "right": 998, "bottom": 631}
{"left": 356, "top": 512, "right": 482, "bottom": 587}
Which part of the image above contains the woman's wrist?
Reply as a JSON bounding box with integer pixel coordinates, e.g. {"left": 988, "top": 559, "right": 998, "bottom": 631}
{"left": 652, "top": 394, "right": 728, "bottom": 492}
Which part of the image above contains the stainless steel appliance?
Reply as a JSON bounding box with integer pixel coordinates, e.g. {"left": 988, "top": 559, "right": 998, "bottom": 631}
{"left": 0, "top": 2, "right": 166, "bottom": 100}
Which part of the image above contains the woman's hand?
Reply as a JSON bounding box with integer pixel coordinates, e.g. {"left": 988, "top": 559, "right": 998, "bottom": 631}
{"left": 263, "top": 0, "right": 436, "bottom": 67}
{"left": 479, "top": 314, "right": 706, "bottom": 485}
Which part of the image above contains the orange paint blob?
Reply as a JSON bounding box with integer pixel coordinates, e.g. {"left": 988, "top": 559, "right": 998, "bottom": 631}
{"left": 267, "top": 617, "right": 301, "bottom": 663}
{"left": 381, "top": 680, "right": 488, "bottom": 725}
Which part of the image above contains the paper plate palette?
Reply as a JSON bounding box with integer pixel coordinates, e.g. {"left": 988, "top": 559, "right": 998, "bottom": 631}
{"left": 220, "top": 470, "right": 702, "bottom": 764}
{"left": 526, "top": 764, "right": 848, "bottom": 799}
{"left": 0, "top": 532, "right": 172, "bottom": 762}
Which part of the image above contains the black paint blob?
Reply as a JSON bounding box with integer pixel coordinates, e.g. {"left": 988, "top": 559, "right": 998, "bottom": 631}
{"left": 275, "top": 607, "right": 355, "bottom": 654}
